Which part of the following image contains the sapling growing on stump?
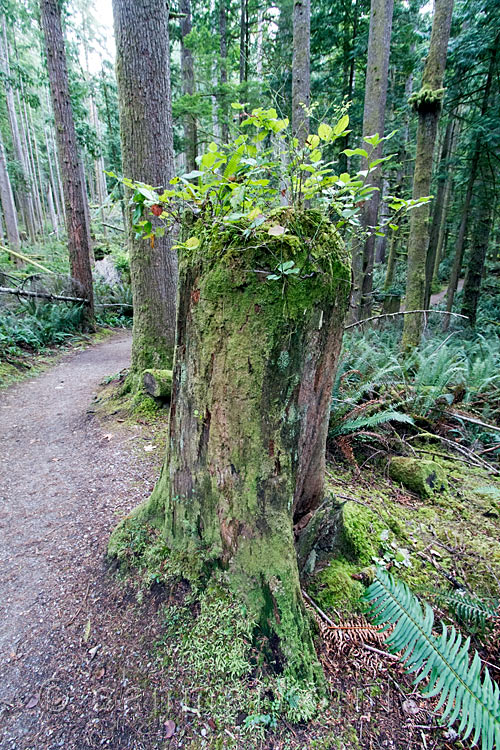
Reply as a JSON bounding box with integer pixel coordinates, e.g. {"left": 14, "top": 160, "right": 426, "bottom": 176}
{"left": 108, "top": 107, "right": 422, "bottom": 713}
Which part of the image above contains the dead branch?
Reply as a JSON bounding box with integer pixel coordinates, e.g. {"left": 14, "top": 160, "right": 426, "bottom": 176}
{"left": 345, "top": 309, "right": 468, "bottom": 330}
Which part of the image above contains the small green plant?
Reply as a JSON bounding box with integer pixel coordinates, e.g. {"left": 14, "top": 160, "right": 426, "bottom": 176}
{"left": 364, "top": 567, "right": 500, "bottom": 750}
{"left": 108, "top": 105, "right": 424, "bottom": 249}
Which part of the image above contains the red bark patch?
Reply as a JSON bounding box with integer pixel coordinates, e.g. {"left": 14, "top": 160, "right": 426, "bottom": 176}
{"left": 191, "top": 289, "right": 200, "bottom": 304}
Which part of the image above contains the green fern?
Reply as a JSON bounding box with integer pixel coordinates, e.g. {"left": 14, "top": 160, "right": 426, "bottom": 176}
{"left": 429, "top": 589, "right": 499, "bottom": 632}
{"left": 330, "top": 409, "right": 414, "bottom": 437}
{"left": 364, "top": 568, "right": 500, "bottom": 750}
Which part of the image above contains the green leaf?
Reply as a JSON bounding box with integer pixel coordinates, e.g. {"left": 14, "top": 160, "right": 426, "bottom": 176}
{"left": 343, "top": 148, "right": 368, "bottom": 158}
{"left": 306, "top": 134, "right": 320, "bottom": 149}
{"left": 185, "top": 236, "right": 200, "bottom": 249}
{"left": 309, "top": 149, "right": 322, "bottom": 162}
{"left": 208, "top": 141, "right": 218, "bottom": 152}
{"left": 334, "top": 114, "right": 349, "bottom": 135}
{"left": 230, "top": 101, "right": 245, "bottom": 110}
{"left": 318, "top": 123, "right": 333, "bottom": 141}
{"left": 201, "top": 151, "right": 217, "bottom": 169}
{"left": 364, "top": 133, "right": 382, "bottom": 147}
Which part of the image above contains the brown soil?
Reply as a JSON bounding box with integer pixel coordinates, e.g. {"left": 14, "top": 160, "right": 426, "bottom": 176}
{"left": 0, "top": 331, "right": 170, "bottom": 749}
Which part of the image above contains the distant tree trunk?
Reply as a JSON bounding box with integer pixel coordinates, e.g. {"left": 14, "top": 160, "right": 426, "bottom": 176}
{"left": 44, "top": 125, "right": 63, "bottom": 226}
{"left": 460, "top": 193, "right": 491, "bottom": 327}
{"left": 443, "top": 37, "right": 498, "bottom": 331}
{"left": 40, "top": 0, "right": 94, "bottom": 325}
{"left": 219, "top": 0, "right": 229, "bottom": 142}
{"left": 0, "top": 17, "right": 37, "bottom": 242}
{"left": 401, "top": 0, "right": 454, "bottom": 351}
{"left": 292, "top": 0, "right": 310, "bottom": 146}
{"left": 424, "top": 116, "right": 455, "bottom": 307}
{"left": 239, "top": 0, "right": 248, "bottom": 101}
{"left": 354, "top": 0, "right": 394, "bottom": 321}
{"left": 114, "top": 211, "right": 351, "bottom": 697}
{"left": 0, "top": 134, "right": 21, "bottom": 262}
{"left": 113, "top": 0, "right": 177, "bottom": 376}
{"left": 180, "top": 0, "right": 197, "bottom": 172}
{"left": 338, "top": 0, "right": 359, "bottom": 173}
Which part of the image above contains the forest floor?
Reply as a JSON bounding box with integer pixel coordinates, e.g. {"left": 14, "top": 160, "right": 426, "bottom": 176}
{"left": 0, "top": 327, "right": 497, "bottom": 750}
{"left": 0, "top": 331, "right": 172, "bottom": 749}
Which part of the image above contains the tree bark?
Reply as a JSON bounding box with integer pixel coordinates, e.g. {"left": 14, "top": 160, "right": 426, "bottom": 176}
{"left": 0, "top": 17, "right": 37, "bottom": 242}
{"left": 442, "top": 38, "right": 498, "bottom": 331}
{"left": 292, "top": 0, "right": 310, "bottom": 146}
{"left": 40, "top": 0, "right": 95, "bottom": 325}
{"left": 424, "top": 116, "right": 455, "bottom": 307}
{"left": 0, "top": 134, "right": 21, "bottom": 262}
{"left": 116, "top": 210, "right": 351, "bottom": 696}
{"left": 180, "top": 0, "right": 197, "bottom": 172}
{"left": 355, "top": 0, "right": 394, "bottom": 321}
{"left": 219, "top": 0, "right": 229, "bottom": 142}
{"left": 113, "top": 0, "right": 177, "bottom": 375}
{"left": 239, "top": 0, "right": 248, "bottom": 101}
{"left": 460, "top": 192, "right": 491, "bottom": 327}
{"left": 401, "top": 0, "right": 454, "bottom": 350}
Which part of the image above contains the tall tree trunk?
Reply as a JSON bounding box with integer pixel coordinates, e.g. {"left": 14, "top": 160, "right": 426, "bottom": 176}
{"left": 401, "top": 0, "right": 454, "bottom": 351}
{"left": 111, "top": 211, "right": 351, "bottom": 698}
{"left": 44, "top": 125, "right": 63, "bottom": 225}
{"left": 354, "top": 0, "right": 394, "bottom": 321}
{"left": 460, "top": 192, "right": 491, "bottom": 327}
{"left": 338, "top": 0, "right": 359, "bottom": 174}
{"left": 0, "top": 134, "right": 21, "bottom": 262}
{"left": 424, "top": 116, "right": 455, "bottom": 307}
{"left": 40, "top": 0, "right": 94, "bottom": 325}
{"left": 443, "top": 37, "right": 498, "bottom": 330}
{"left": 292, "top": 0, "right": 310, "bottom": 146}
{"left": 113, "top": 0, "right": 177, "bottom": 376}
{"left": 219, "top": 0, "right": 229, "bottom": 142}
{"left": 0, "top": 17, "right": 37, "bottom": 242}
{"left": 180, "top": 0, "right": 197, "bottom": 172}
{"left": 239, "top": 0, "right": 247, "bottom": 101}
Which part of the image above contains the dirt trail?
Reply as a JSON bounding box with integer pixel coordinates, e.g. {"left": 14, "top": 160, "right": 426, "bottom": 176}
{"left": 0, "top": 332, "right": 168, "bottom": 749}
{"left": 429, "top": 278, "right": 464, "bottom": 307}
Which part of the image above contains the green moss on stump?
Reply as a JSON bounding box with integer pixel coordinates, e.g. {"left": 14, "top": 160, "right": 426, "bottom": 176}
{"left": 389, "top": 457, "right": 448, "bottom": 500}
{"left": 308, "top": 558, "right": 365, "bottom": 613}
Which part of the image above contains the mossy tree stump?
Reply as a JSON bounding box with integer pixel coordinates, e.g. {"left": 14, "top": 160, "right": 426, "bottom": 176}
{"left": 117, "top": 209, "right": 351, "bottom": 700}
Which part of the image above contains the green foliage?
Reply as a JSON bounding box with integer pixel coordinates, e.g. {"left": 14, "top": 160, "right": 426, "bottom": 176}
{"left": 364, "top": 568, "right": 500, "bottom": 750}
{"left": 429, "top": 589, "right": 499, "bottom": 632}
{"left": 109, "top": 107, "right": 422, "bottom": 245}
{"left": 0, "top": 300, "right": 84, "bottom": 356}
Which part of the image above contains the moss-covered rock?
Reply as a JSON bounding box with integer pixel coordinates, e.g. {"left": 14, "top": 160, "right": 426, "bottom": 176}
{"left": 142, "top": 368, "right": 172, "bottom": 399}
{"left": 308, "top": 558, "right": 365, "bottom": 613}
{"left": 389, "top": 456, "right": 448, "bottom": 500}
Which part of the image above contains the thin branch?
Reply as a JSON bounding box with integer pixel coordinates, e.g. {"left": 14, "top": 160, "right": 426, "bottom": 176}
{"left": 345, "top": 309, "right": 469, "bottom": 330}
{"left": 0, "top": 285, "right": 87, "bottom": 303}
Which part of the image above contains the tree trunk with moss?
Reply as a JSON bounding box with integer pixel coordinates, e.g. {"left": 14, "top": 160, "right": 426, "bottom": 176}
{"left": 0, "top": 134, "right": 21, "bottom": 264}
{"left": 460, "top": 194, "right": 491, "bottom": 328}
{"left": 180, "top": 0, "right": 197, "bottom": 173}
{"left": 355, "top": 0, "right": 394, "bottom": 321}
{"left": 113, "top": 209, "right": 351, "bottom": 701}
{"left": 292, "top": 0, "right": 310, "bottom": 147}
{"left": 424, "top": 116, "right": 455, "bottom": 308}
{"left": 113, "top": 0, "right": 177, "bottom": 377}
{"left": 40, "top": 0, "right": 95, "bottom": 327}
{"left": 401, "top": 0, "right": 453, "bottom": 351}
{"left": 442, "top": 39, "right": 497, "bottom": 331}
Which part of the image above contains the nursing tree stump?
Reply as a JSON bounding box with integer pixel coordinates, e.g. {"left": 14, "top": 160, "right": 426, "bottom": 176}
{"left": 119, "top": 209, "right": 351, "bottom": 699}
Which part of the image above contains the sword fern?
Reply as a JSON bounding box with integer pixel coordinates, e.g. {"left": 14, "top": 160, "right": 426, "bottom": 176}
{"left": 364, "top": 568, "right": 500, "bottom": 750}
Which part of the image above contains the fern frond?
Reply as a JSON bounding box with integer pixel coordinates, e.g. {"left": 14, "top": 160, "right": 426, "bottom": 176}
{"left": 428, "top": 589, "right": 499, "bottom": 631}
{"left": 332, "top": 409, "right": 414, "bottom": 436}
{"left": 364, "top": 568, "right": 500, "bottom": 750}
